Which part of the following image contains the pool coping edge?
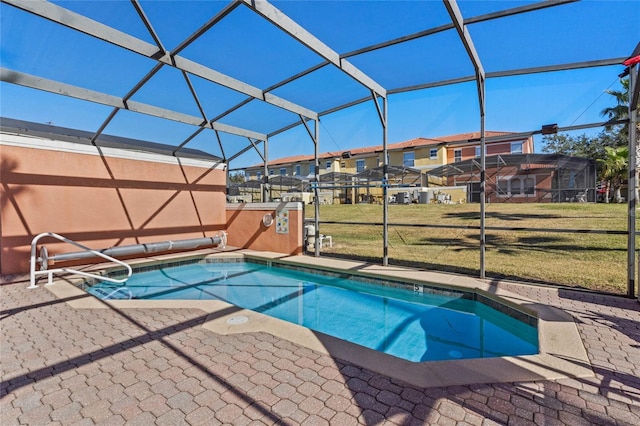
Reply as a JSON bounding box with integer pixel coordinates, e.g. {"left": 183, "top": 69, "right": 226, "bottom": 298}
{"left": 42, "top": 249, "right": 594, "bottom": 389}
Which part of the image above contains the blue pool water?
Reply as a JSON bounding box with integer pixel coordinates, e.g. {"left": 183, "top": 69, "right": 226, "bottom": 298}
{"left": 88, "top": 261, "right": 538, "bottom": 362}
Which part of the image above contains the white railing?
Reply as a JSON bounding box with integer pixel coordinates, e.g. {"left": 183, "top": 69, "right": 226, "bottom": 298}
{"left": 29, "top": 232, "right": 132, "bottom": 289}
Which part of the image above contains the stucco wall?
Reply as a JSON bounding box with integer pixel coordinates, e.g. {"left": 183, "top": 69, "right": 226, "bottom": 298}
{"left": 1, "top": 137, "right": 227, "bottom": 274}
{"left": 226, "top": 203, "right": 303, "bottom": 255}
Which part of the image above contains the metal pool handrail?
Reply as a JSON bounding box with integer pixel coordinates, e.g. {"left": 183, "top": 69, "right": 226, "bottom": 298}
{"left": 29, "top": 232, "right": 132, "bottom": 289}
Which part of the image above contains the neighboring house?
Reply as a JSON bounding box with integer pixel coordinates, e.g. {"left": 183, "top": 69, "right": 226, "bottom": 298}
{"left": 426, "top": 153, "right": 596, "bottom": 203}
{"left": 239, "top": 132, "right": 597, "bottom": 204}
{"left": 243, "top": 131, "right": 533, "bottom": 180}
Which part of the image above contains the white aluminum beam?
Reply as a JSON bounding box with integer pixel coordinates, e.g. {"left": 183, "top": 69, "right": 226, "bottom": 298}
{"left": 1, "top": 68, "right": 126, "bottom": 108}
{"left": 342, "top": 1, "right": 577, "bottom": 59}
{"left": 443, "top": 0, "right": 485, "bottom": 78}
{"left": 444, "top": 0, "right": 486, "bottom": 279}
{"left": 4, "top": 0, "right": 160, "bottom": 57}
{"left": 1, "top": 68, "right": 267, "bottom": 140}
{"left": 172, "top": 127, "right": 207, "bottom": 156}
{"left": 627, "top": 64, "right": 638, "bottom": 299}
{"left": 465, "top": 0, "right": 578, "bottom": 25}
{"left": 268, "top": 56, "right": 625, "bottom": 139}
{"left": 213, "top": 62, "right": 329, "bottom": 126}
{"left": 228, "top": 141, "right": 261, "bottom": 163}
{"left": 487, "top": 58, "right": 626, "bottom": 78}
{"left": 170, "top": 1, "right": 240, "bottom": 56}
{"left": 240, "top": 0, "right": 387, "bottom": 97}
{"left": 131, "top": 0, "right": 167, "bottom": 54}
{"left": 210, "top": 122, "right": 265, "bottom": 141}
{"left": 390, "top": 58, "right": 626, "bottom": 95}
{"left": 4, "top": 0, "right": 317, "bottom": 120}
{"left": 171, "top": 56, "right": 263, "bottom": 99}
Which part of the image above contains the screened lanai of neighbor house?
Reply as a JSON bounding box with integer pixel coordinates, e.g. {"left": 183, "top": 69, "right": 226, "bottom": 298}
{"left": 1, "top": 0, "right": 639, "bottom": 296}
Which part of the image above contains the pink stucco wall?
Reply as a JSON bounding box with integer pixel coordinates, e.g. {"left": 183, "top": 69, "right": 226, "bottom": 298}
{"left": 226, "top": 204, "right": 303, "bottom": 255}
{"left": 1, "top": 141, "right": 304, "bottom": 275}
{"left": 1, "top": 143, "right": 227, "bottom": 274}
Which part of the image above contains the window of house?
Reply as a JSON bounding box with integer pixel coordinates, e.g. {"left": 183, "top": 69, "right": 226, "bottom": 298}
{"left": 245, "top": 172, "right": 250, "bottom": 179}
{"left": 496, "top": 176, "right": 535, "bottom": 197}
{"left": 356, "top": 159, "right": 365, "bottom": 172}
{"left": 523, "top": 177, "right": 535, "bottom": 195}
{"left": 403, "top": 151, "right": 415, "bottom": 167}
{"left": 497, "top": 179, "right": 509, "bottom": 196}
{"left": 256, "top": 171, "right": 261, "bottom": 180}
{"left": 326, "top": 160, "right": 332, "bottom": 170}
{"left": 280, "top": 168, "right": 286, "bottom": 176}
{"left": 511, "top": 178, "right": 522, "bottom": 195}
{"left": 475, "top": 146, "right": 488, "bottom": 157}
{"left": 295, "top": 164, "right": 300, "bottom": 176}
{"left": 511, "top": 142, "right": 523, "bottom": 154}
{"left": 479, "top": 145, "right": 491, "bottom": 157}
{"left": 454, "top": 149, "right": 462, "bottom": 163}
{"left": 341, "top": 161, "right": 346, "bottom": 169}
{"left": 430, "top": 148, "right": 438, "bottom": 160}
{"left": 269, "top": 169, "right": 274, "bottom": 176}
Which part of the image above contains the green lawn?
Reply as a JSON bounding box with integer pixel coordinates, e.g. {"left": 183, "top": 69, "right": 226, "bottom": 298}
{"left": 305, "top": 203, "right": 636, "bottom": 294}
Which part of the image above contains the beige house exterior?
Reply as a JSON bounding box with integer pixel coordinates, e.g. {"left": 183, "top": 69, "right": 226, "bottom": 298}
{"left": 243, "top": 131, "right": 534, "bottom": 180}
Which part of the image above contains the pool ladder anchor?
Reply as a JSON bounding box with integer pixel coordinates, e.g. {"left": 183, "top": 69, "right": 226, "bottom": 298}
{"left": 28, "top": 232, "right": 133, "bottom": 289}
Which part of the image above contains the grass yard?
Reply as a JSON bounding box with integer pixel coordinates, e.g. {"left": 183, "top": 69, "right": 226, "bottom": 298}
{"left": 305, "top": 203, "right": 636, "bottom": 294}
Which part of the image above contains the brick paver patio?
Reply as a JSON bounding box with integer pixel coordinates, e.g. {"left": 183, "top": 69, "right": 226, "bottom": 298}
{"left": 1, "top": 272, "right": 639, "bottom": 425}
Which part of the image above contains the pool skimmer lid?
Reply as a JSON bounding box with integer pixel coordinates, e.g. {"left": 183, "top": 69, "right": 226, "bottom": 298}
{"left": 227, "top": 315, "right": 249, "bottom": 325}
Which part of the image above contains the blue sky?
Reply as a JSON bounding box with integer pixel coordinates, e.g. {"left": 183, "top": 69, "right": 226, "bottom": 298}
{"left": 1, "top": 1, "right": 638, "bottom": 168}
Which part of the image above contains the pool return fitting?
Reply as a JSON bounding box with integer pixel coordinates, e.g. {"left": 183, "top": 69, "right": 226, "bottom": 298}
{"left": 29, "top": 231, "right": 227, "bottom": 289}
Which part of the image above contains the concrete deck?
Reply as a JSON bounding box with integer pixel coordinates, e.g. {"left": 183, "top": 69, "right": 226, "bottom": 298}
{"left": 2, "top": 251, "right": 639, "bottom": 425}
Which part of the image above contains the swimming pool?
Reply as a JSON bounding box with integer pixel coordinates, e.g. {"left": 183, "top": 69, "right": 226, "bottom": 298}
{"left": 87, "top": 259, "right": 538, "bottom": 363}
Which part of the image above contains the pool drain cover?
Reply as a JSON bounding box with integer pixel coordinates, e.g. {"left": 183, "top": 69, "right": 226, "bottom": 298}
{"left": 226, "top": 315, "right": 249, "bottom": 325}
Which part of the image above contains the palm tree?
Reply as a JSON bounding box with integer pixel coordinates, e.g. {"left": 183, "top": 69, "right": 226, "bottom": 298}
{"left": 598, "top": 146, "right": 628, "bottom": 203}
{"left": 602, "top": 78, "right": 631, "bottom": 137}
{"left": 601, "top": 77, "right": 640, "bottom": 202}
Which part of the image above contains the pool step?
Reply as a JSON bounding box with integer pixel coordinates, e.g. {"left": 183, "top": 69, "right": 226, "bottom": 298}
{"left": 92, "top": 287, "right": 133, "bottom": 300}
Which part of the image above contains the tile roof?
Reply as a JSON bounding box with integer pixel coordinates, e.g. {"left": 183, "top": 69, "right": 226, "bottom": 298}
{"left": 247, "top": 131, "right": 524, "bottom": 168}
